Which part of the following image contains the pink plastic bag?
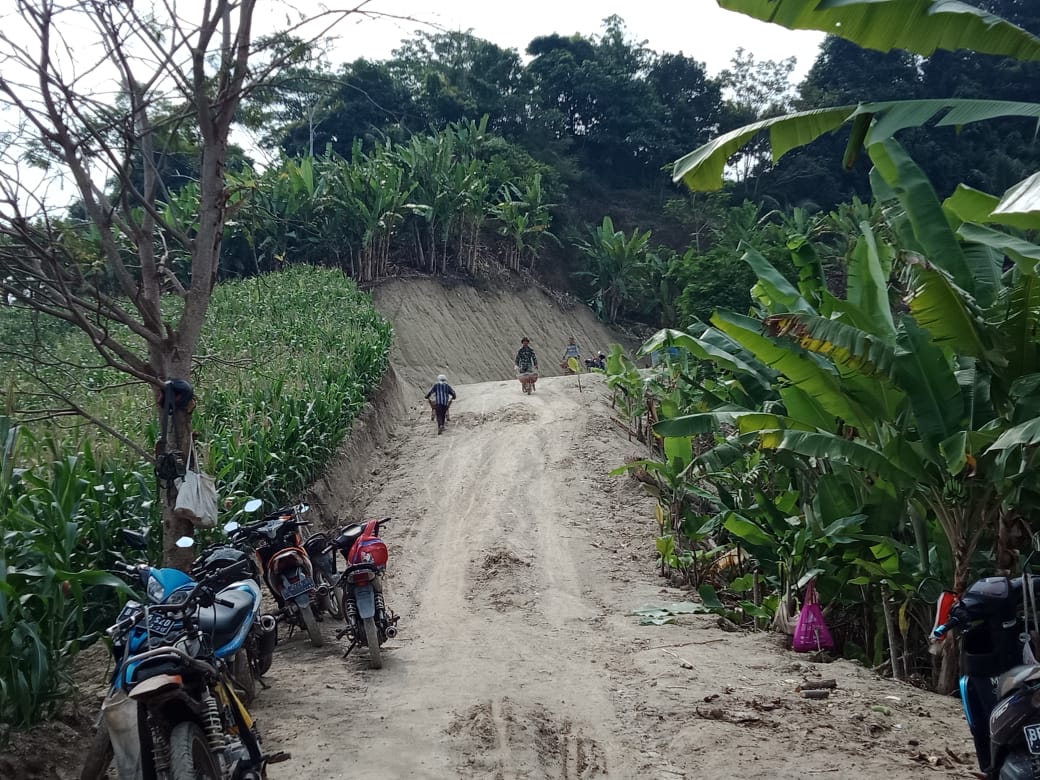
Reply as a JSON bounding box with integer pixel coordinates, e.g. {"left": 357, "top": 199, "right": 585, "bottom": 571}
{"left": 792, "top": 579, "right": 835, "bottom": 652}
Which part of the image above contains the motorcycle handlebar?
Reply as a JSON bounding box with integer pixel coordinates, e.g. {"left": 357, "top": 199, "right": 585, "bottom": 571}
{"left": 106, "top": 558, "right": 250, "bottom": 636}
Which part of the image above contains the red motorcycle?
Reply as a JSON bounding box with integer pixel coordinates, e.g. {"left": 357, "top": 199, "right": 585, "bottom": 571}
{"left": 324, "top": 518, "right": 399, "bottom": 669}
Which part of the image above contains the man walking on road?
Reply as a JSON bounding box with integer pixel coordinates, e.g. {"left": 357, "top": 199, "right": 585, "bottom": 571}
{"left": 425, "top": 374, "right": 457, "bottom": 434}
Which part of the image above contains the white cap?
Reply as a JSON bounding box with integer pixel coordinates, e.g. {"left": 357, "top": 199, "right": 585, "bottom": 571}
{"left": 437, "top": 374, "right": 447, "bottom": 382}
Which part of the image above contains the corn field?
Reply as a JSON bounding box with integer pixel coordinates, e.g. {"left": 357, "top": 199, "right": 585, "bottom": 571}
{"left": 0, "top": 266, "right": 392, "bottom": 740}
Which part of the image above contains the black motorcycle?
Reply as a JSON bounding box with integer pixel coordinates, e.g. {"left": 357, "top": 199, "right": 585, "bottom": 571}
{"left": 933, "top": 574, "right": 1040, "bottom": 779}
{"left": 226, "top": 502, "right": 329, "bottom": 647}
{"left": 190, "top": 538, "right": 278, "bottom": 698}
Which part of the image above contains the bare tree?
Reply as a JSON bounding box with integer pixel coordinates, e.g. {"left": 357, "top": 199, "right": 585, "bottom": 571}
{"left": 0, "top": 0, "right": 372, "bottom": 567}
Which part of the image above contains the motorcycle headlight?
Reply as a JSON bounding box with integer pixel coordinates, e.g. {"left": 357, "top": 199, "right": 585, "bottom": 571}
{"left": 146, "top": 575, "right": 165, "bottom": 603}
{"left": 165, "top": 588, "right": 192, "bottom": 606}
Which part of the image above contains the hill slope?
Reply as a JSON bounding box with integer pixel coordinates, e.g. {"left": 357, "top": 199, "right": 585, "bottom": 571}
{"left": 370, "top": 277, "right": 638, "bottom": 390}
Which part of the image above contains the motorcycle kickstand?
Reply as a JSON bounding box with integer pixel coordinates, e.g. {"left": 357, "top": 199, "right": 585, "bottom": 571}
{"left": 333, "top": 625, "right": 357, "bottom": 657}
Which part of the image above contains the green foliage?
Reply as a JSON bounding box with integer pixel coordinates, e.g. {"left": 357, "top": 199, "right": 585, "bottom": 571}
{"left": 573, "top": 216, "right": 654, "bottom": 323}
{"left": 221, "top": 121, "right": 560, "bottom": 282}
{"left": 0, "top": 417, "right": 138, "bottom": 738}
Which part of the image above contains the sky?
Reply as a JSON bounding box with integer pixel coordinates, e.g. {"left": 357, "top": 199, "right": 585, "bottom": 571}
{"left": 321, "top": 0, "right": 826, "bottom": 81}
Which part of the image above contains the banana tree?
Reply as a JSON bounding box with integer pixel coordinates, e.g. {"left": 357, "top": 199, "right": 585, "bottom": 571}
{"left": 574, "top": 217, "right": 654, "bottom": 323}
{"left": 676, "top": 1, "right": 1040, "bottom": 228}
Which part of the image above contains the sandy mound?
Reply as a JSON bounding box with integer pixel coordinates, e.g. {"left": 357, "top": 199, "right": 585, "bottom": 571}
{"left": 370, "top": 277, "right": 638, "bottom": 390}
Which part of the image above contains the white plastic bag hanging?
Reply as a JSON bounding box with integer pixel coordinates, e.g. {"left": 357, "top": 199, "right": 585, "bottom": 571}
{"left": 173, "top": 443, "right": 218, "bottom": 529}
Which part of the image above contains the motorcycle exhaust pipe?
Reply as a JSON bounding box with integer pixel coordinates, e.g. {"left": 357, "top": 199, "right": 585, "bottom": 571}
{"left": 315, "top": 583, "right": 330, "bottom": 598}
{"left": 384, "top": 624, "right": 398, "bottom": 639}
{"left": 257, "top": 614, "right": 278, "bottom": 654}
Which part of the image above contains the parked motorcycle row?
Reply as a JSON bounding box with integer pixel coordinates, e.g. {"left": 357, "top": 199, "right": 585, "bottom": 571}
{"left": 82, "top": 500, "right": 399, "bottom": 780}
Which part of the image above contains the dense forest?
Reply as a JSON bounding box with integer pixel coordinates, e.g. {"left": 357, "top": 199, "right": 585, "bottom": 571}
{"left": 205, "top": 1, "right": 1040, "bottom": 326}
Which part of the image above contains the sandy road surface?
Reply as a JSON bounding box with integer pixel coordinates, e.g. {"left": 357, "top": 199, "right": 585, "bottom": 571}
{"left": 256, "top": 374, "right": 975, "bottom": 780}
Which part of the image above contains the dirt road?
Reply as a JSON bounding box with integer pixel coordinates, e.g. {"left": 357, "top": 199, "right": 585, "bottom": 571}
{"left": 256, "top": 374, "right": 975, "bottom": 779}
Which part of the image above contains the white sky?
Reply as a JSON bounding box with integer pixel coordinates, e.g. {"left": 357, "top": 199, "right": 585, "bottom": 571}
{"left": 326, "top": 0, "right": 825, "bottom": 81}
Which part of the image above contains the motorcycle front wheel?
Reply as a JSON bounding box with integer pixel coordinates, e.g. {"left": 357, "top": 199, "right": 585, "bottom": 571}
{"left": 316, "top": 569, "right": 340, "bottom": 619}
{"left": 77, "top": 720, "right": 113, "bottom": 780}
{"left": 300, "top": 604, "right": 323, "bottom": 647}
{"left": 364, "top": 615, "right": 383, "bottom": 669}
{"left": 169, "top": 721, "right": 221, "bottom": 780}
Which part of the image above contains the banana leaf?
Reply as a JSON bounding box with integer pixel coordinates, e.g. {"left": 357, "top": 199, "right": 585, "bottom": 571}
{"left": 957, "top": 223, "right": 1040, "bottom": 275}
{"left": 763, "top": 312, "right": 898, "bottom": 376}
{"left": 870, "top": 138, "right": 1001, "bottom": 306}
{"left": 712, "top": 310, "right": 874, "bottom": 431}
{"left": 758, "top": 428, "right": 915, "bottom": 487}
{"left": 674, "top": 99, "right": 1040, "bottom": 192}
{"left": 892, "top": 318, "right": 966, "bottom": 458}
{"left": 716, "top": 0, "right": 1040, "bottom": 60}
{"left": 743, "top": 249, "right": 815, "bottom": 313}
{"left": 639, "top": 328, "right": 775, "bottom": 388}
{"left": 987, "top": 417, "right": 1040, "bottom": 452}
{"left": 998, "top": 274, "right": 1040, "bottom": 380}
{"left": 993, "top": 171, "right": 1040, "bottom": 230}
{"left": 902, "top": 259, "right": 992, "bottom": 361}
{"left": 846, "top": 222, "right": 896, "bottom": 340}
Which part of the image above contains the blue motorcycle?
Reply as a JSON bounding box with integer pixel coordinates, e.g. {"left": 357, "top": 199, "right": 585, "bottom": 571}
{"left": 81, "top": 529, "right": 282, "bottom": 780}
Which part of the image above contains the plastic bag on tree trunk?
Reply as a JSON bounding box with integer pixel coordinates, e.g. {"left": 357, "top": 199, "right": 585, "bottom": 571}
{"left": 173, "top": 443, "right": 218, "bottom": 529}
{"left": 792, "top": 578, "right": 834, "bottom": 652}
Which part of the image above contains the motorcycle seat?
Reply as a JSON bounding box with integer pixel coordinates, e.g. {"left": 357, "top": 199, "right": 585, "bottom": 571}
{"left": 997, "top": 664, "right": 1040, "bottom": 698}
{"left": 198, "top": 588, "right": 256, "bottom": 651}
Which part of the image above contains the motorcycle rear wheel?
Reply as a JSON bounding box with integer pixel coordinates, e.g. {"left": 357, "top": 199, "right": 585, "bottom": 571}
{"left": 333, "top": 584, "right": 347, "bottom": 620}
{"left": 364, "top": 615, "right": 383, "bottom": 669}
{"left": 232, "top": 649, "right": 256, "bottom": 705}
{"left": 169, "top": 721, "right": 221, "bottom": 780}
{"left": 300, "top": 604, "right": 323, "bottom": 647}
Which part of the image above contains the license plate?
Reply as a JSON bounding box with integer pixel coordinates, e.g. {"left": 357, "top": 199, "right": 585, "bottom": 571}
{"left": 282, "top": 577, "right": 314, "bottom": 600}
{"left": 117, "top": 602, "right": 142, "bottom": 622}
{"left": 1024, "top": 724, "right": 1040, "bottom": 755}
{"left": 146, "top": 613, "right": 176, "bottom": 636}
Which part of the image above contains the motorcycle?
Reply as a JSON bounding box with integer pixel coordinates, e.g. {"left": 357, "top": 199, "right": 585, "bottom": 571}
{"left": 86, "top": 532, "right": 283, "bottom": 779}
{"left": 324, "top": 517, "right": 399, "bottom": 669}
{"left": 931, "top": 573, "right": 1040, "bottom": 778}
{"left": 226, "top": 501, "right": 327, "bottom": 647}
{"left": 190, "top": 533, "right": 278, "bottom": 696}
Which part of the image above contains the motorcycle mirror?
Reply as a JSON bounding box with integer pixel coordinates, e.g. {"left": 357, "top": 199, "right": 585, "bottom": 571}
{"left": 121, "top": 528, "right": 149, "bottom": 551}
{"left": 243, "top": 498, "right": 263, "bottom": 514}
{"left": 224, "top": 521, "right": 240, "bottom": 534}
{"left": 175, "top": 536, "right": 195, "bottom": 549}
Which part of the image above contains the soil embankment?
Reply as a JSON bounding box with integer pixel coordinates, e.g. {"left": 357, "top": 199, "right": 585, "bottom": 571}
{"left": 370, "top": 277, "right": 638, "bottom": 390}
